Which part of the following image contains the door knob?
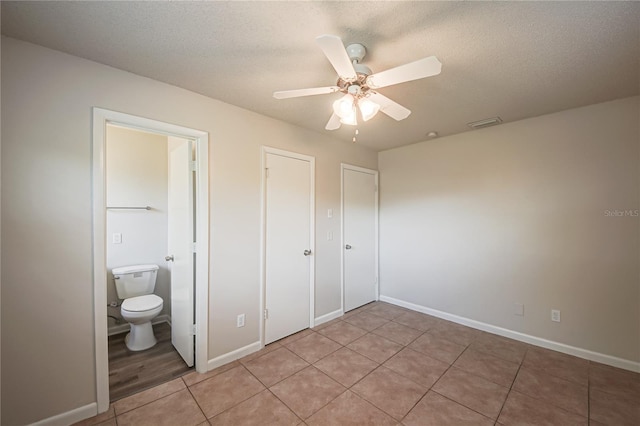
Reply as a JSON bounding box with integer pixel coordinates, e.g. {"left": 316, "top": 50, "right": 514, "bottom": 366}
{"left": 303, "top": 249, "right": 312, "bottom": 256}
{"left": 345, "top": 245, "right": 352, "bottom": 250}
{"left": 165, "top": 255, "right": 174, "bottom": 261}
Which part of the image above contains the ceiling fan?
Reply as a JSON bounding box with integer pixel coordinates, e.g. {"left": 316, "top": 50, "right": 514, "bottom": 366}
{"left": 274, "top": 34, "right": 442, "bottom": 130}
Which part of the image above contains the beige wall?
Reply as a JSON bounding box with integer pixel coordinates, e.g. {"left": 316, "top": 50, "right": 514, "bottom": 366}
{"left": 105, "top": 126, "right": 171, "bottom": 325}
{"left": 0, "top": 37, "right": 377, "bottom": 425}
{"left": 379, "top": 96, "right": 640, "bottom": 363}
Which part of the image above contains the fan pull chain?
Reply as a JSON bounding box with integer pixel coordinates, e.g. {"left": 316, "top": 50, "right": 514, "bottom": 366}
{"left": 352, "top": 128, "right": 359, "bottom": 143}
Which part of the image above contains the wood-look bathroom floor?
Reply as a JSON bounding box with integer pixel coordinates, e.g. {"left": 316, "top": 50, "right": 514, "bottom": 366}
{"left": 108, "top": 322, "right": 193, "bottom": 401}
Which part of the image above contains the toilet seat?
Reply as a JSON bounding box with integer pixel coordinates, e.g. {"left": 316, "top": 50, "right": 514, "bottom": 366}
{"left": 122, "top": 294, "right": 163, "bottom": 312}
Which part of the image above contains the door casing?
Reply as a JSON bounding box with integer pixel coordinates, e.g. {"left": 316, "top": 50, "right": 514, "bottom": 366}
{"left": 92, "top": 108, "right": 209, "bottom": 413}
{"left": 260, "top": 146, "right": 315, "bottom": 346}
{"left": 341, "top": 163, "right": 379, "bottom": 313}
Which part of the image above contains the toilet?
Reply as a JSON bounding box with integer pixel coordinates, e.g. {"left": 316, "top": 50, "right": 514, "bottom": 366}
{"left": 112, "top": 264, "right": 163, "bottom": 351}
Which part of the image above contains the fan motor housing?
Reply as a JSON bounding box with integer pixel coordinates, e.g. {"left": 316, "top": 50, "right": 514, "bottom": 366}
{"left": 345, "top": 43, "right": 366, "bottom": 63}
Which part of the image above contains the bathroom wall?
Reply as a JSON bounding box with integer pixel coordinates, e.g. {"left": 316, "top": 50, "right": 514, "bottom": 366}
{"left": 105, "top": 125, "right": 171, "bottom": 328}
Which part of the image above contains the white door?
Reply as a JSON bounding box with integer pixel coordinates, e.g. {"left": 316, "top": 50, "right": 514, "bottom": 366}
{"left": 343, "top": 166, "right": 378, "bottom": 312}
{"left": 167, "top": 137, "right": 194, "bottom": 367}
{"left": 264, "top": 151, "right": 314, "bottom": 344}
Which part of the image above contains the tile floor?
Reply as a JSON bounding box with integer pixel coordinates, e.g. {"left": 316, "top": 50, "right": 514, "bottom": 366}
{"left": 76, "top": 302, "right": 640, "bottom": 426}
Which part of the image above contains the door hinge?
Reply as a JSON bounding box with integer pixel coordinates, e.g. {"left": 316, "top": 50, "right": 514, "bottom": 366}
{"left": 190, "top": 161, "right": 197, "bottom": 172}
{"left": 264, "top": 309, "right": 269, "bottom": 320}
{"left": 265, "top": 168, "right": 270, "bottom": 178}
{"left": 191, "top": 324, "right": 197, "bottom": 335}
{"left": 374, "top": 184, "right": 378, "bottom": 192}
{"left": 192, "top": 242, "right": 197, "bottom": 253}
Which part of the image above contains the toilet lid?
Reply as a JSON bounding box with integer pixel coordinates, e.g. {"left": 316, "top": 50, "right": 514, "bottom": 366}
{"left": 122, "top": 294, "right": 163, "bottom": 312}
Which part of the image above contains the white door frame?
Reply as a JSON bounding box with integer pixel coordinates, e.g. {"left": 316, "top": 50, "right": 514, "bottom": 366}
{"left": 260, "top": 146, "right": 315, "bottom": 346}
{"left": 340, "top": 163, "right": 379, "bottom": 313}
{"left": 92, "top": 108, "right": 209, "bottom": 413}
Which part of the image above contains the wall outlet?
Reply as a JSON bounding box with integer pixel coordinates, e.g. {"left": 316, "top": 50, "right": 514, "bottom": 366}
{"left": 514, "top": 303, "right": 524, "bottom": 316}
{"left": 237, "top": 314, "right": 245, "bottom": 328}
{"left": 327, "top": 231, "right": 333, "bottom": 241}
{"left": 551, "top": 309, "right": 561, "bottom": 322}
{"left": 112, "top": 233, "right": 122, "bottom": 244}
{"left": 327, "top": 209, "right": 333, "bottom": 218}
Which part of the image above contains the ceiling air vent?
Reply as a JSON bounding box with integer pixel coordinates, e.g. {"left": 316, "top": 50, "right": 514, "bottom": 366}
{"left": 467, "top": 116, "right": 503, "bottom": 130}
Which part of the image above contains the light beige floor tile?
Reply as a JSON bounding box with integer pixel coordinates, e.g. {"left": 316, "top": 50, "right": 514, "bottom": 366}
{"left": 189, "top": 365, "right": 265, "bottom": 418}
{"left": 428, "top": 322, "right": 479, "bottom": 346}
{"left": 314, "top": 347, "right": 379, "bottom": 387}
{"left": 497, "top": 390, "right": 587, "bottom": 425}
{"left": 317, "top": 320, "right": 367, "bottom": 345}
{"left": 343, "top": 312, "right": 389, "bottom": 331}
{"left": 522, "top": 347, "right": 589, "bottom": 386}
{"left": 371, "top": 321, "right": 422, "bottom": 346}
{"left": 366, "top": 303, "right": 407, "bottom": 320}
{"left": 270, "top": 366, "right": 345, "bottom": 419}
{"left": 116, "top": 389, "right": 206, "bottom": 426}
{"left": 453, "top": 348, "right": 520, "bottom": 387}
{"left": 403, "top": 391, "right": 494, "bottom": 426}
{"left": 351, "top": 366, "right": 427, "bottom": 420}
{"left": 113, "top": 377, "right": 186, "bottom": 415}
{"left": 306, "top": 390, "right": 397, "bottom": 426}
{"left": 243, "top": 347, "right": 309, "bottom": 387}
{"left": 409, "top": 332, "right": 466, "bottom": 364}
{"left": 432, "top": 367, "right": 509, "bottom": 419}
{"left": 589, "top": 362, "right": 640, "bottom": 400}
{"left": 383, "top": 347, "right": 449, "bottom": 388}
{"left": 470, "top": 333, "right": 527, "bottom": 364}
{"left": 182, "top": 361, "right": 240, "bottom": 386}
{"left": 347, "top": 333, "right": 403, "bottom": 363}
{"left": 392, "top": 311, "right": 441, "bottom": 332}
{"left": 285, "top": 332, "right": 342, "bottom": 363}
{"left": 208, "top": 390, "right": 300, "bottom": 426}
{"left": 512, "top": 367, "right": 587, "bottom": 417}
{"left": 590, "top": 388, "right": 640, "bottom": 426}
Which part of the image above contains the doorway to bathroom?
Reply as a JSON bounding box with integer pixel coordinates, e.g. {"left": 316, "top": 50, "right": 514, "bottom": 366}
{"left": 93, "top": 109, "right": 209, "bottom": 413}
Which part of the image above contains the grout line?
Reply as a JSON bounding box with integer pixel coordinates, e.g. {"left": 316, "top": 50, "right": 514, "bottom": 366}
{"left": 184, "top": 381, "right": 209, "bottom": 422}
{"left": 265, "top": 388, "right": 305, "bottom": 423}
{"left": 430, "top": 390, "right": 496, "bottom": 423}
{"left": 494, "top": 348, "right": 525, "bottom": 422}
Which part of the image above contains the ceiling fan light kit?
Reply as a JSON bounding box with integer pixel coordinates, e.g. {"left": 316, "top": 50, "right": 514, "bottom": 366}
{"left": 273, "top": 34, "right": 442, "bottom": 133}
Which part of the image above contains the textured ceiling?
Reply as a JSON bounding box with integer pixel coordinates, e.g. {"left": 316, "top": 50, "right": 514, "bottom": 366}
{"left": 2, "top": 1, "right": 639, "bottom": 151}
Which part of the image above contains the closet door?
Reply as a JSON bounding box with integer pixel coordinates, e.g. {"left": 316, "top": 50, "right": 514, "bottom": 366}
{"left": 343, "top": 165, "right": 378, "bottom": 312}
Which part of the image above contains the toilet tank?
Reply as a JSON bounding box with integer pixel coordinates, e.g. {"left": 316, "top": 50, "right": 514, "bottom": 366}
{"left": 112, "top": 264, "right": 159, "bottom": 299}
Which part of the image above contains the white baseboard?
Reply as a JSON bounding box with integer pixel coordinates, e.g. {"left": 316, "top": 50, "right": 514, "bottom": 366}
{"left": 380, "top": 295, "right": 640, "bottom": 373}
{"left": 207, "top": 341, "right": 262, "bottom": 371}
{"left": 107, "top": 314, "right": 171, "bottom": 336}
{"left": 30, "top": 402, "right": 97, "bottom": 426}
{"left": 313, "top": 309, "right": 343, "bottom": 327}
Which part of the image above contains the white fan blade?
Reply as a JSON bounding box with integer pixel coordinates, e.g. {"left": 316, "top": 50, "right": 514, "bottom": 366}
{"left": 368, "top": 92, "right": 411, "bottom": 121}
{"left": 316, "top": 35, "right": 357, "bottom": 80}
{"left": 366, "top": 56, "right": 442, "bottom": 89}
{"left": 325, "top": 113, "right": 341, "bottom": 130}
{"left": 274, "top": 86, "right": 339, "bottom": 99}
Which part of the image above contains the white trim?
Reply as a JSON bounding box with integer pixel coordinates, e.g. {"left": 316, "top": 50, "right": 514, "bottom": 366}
{"left": 260, "top": 146, "right": 315, "bottom": 345}
{"left": 313, "top": 309, "right": 344, "bottom": 327}
{"left": 340, "top": 164, "right": 380, "bottom": 313}
{"left": 380, "top": 295, "right": 640, "bottom": 373}
{"left": 92, "top": 108, "right": 210, "bottom": 414}
{"left": 207, "top": 341, "right": 262, "bottom": 370}
{"left": 29, "top": 403, "right": 97, "bottom": 426}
